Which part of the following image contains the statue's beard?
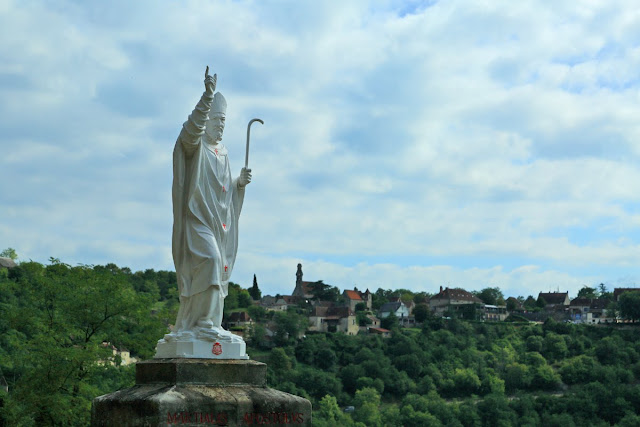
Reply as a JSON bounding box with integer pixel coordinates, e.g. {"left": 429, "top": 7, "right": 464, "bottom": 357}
{"left": 204, "top": 131, "right": 222, "bottom": 145}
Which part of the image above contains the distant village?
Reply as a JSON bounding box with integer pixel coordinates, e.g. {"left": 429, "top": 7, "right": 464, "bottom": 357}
{"left": 228, "top": 263, "right": 640, "bottom": 340}
{"left": 3, "top": 255, "right": 638, "bottom": 352}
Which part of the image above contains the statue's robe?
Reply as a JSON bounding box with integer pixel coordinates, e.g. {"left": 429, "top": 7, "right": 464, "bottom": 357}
{"left": 171, "top": 91, "right": 244, "bottom": 332}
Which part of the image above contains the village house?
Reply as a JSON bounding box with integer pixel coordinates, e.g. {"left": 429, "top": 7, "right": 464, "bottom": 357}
{"left": 308, "top": 305, "right": 359, "bottom": 335}
{"left": 538, "top": 292, "right": 570, "bottom": 310}
{"left": 343, "top": 288, "right": 373, "bottom": 311}
{"left": 429, "top": 286, "right": 484, "bottom": 317}
{"left": 225, "top": 311, "right": 253, "bottom": 329}
{"left": 360, "top": 314, "right": 381, "bottom": 333}
{"left": 484, "top": 305, "right": 508, "bottom": 321}
{"left": 568, "top": 298, "right": 612, "bottom": 324}
{"left": 261, "top": 296, "right": 289, "bottom": 311}
{"left": 378, "top": 301, "right": 410, "bottom": 319}
{"left": 388, "top": 296, "right": 415, "bottom": 315}
{"left": 100, "top": 342, "right": 138, "bottom": 366}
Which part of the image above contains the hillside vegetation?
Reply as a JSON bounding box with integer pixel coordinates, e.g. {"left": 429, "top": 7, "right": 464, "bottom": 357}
{"left": 1, "top": 260, "right": 640, "bottom": 426}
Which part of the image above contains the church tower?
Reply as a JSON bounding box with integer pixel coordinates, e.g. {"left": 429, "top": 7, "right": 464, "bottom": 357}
{"left": 296, "top": 263, "right": 303, "bottom": 287}
{"left": 292, "top": 263, "right": 305, "bottom": 297}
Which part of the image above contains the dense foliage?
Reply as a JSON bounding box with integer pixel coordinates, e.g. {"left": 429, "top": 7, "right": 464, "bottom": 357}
{"left": 2, "top": 258, "right": 640, "bottom": 426}
{"left": 257, "top": 313, "right": 640, "bottom": 426}
{"left": 0, "top": 260, "right": 173, "bottom": 425}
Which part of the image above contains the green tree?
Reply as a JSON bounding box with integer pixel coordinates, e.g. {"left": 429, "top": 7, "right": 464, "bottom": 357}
{"left": 536, "top": 295, "right": 547, "bottom": 309}
{"left": 310, "top": 281, "right": 340, "bottom": 302}
{"left": 355, "top": 377, "right": 385, "bottom": 395}
{"left": 353, "top": 387, "right": 383, "bottom": 427}
{"left": 619, "top": 291, "right": 640, "bottom": 321}
{"left": 247, "top": 304, "right": 267, "bottom": 322}
{"left": 413, "top": 304, "right": 430, "bottom": 323}
{"left": 394, "top": 354, "right": 423, "bottom": 378}
{"left": 269, "top": 347, "right": 292, "bottom": 374}
{"left": 0, "top": 247, "right": 17, "bottom": 260}
{"left": 399, "top": 292, "right": 415, "bottom": 305}
{"left": 413, "top": 292, "right": 429, "bottom": 304}
{"left": 531, "top": 364, "right": 561, "bottom": 390}
{"left": 577, "top": 286, "right": 597, "bottom": 298}
{"left": 543, "top": 333, "right": 568, "bottom": 361}
{"left": 477, "top": 393, "right": 516, "bottom": 426}
{"left": 247, "top": 323, "right": 267, "bottom": 348}
{"left": 249, "top": 274, "right": 261, "bottom": 300}
{"left": 523, "top": 295, "right": 537, "bottom": 310}
{"left": 315, "top": 347, "right": 337, "bottom": 370}
{"left": 237, "top": 289, "right": 252, "bottom": 308}
{"left": 0, "top": 261, "right": 153, "bottom": 425}
{"left": 356, "top": 311, "right": 372, "bottom": 326}
{"left": 381, "top": 312, "right": 399, "bottom": 330}
{"left": 273, "top": 311, "right": 307, "bottom": 346}
{"left": 225, "top": 282, "right": 241, "bottom": 311}
{"left": 504, "top": 363, "right": 532, "bottom": 391}
{"left": 559, "top": 355, "right": 597, "bottom": 384}
{"left": 445, "top": 368, "right": 481, "bottom": 397}
{"left": 314, "top": 395, "right": 354, "bottom": 427}
{"left": 598, "top": 284, "right": 613, "bottom": 300}
{"left": 475, "top": 287, "right": 505, "bottom": 305}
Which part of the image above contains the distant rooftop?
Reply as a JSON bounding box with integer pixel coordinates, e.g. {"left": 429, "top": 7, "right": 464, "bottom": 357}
{"left": 538, "top": 292, "right": 569, "bottom": 305}
{"left": 344, "top": 290, "right": 362, "bottom": 301}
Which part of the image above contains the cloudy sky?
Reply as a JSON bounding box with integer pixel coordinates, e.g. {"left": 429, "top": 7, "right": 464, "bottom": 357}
{"left": 2, "top": 0, "right": 640, "bottom": 299}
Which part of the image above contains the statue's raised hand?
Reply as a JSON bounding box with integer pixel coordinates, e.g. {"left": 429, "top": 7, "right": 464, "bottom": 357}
{"left": 204, "top": 66, "right": 217, "bottom": 95}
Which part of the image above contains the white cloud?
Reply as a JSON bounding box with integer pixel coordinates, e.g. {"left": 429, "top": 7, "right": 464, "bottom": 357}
{"left": 2, "top": 0, "right": 640, "bottom": 300}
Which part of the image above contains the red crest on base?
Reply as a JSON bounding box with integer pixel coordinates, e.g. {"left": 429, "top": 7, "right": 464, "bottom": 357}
{"left": 212, "top": 342, "right": 222, "bottom": 356}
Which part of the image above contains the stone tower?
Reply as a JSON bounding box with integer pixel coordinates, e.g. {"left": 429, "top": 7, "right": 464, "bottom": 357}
{"left": 296, "top": 263, "right": 303, "bottom": 286}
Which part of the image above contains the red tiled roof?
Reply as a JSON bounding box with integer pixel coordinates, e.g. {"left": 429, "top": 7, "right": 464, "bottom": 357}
{"left": 344, "top": 290, "right": 362, "bottom": 301}
{"left": 369, "top": 327, "right": 391, "bottom": 334}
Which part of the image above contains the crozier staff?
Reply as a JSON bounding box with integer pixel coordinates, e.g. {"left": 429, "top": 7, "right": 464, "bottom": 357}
{"left": 168, "top": 66, "right": 251, "bottom": 341}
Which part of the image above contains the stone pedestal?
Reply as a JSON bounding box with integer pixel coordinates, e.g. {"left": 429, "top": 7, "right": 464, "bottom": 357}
{"left": 91, "top": 359, "right": 311, "bottom": 426}
{"left": 154, "top": 337, "right": 249, "bottom": 359}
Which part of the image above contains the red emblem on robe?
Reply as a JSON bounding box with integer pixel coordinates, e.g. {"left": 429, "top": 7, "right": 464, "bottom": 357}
{"left": 212, "top": 342, "right": 222, "bottom": 356}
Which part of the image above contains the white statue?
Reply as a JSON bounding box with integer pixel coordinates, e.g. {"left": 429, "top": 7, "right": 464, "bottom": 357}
{"left": 155, "top": 67, "right": 256, "bottom": 359}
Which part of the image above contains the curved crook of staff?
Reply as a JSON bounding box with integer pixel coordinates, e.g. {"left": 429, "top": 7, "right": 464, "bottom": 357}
{"left": 245, "top": 118, "right": 264, "bottom": 168}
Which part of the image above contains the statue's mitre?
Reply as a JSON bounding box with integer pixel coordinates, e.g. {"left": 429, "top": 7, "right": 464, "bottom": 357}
{"left": 211, "top": 92, "right": 227, "bottom": 115}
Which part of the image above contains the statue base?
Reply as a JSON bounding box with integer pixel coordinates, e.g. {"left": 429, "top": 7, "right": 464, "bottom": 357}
{"left": 154, "top": 337, "right": 249, "bottom": 359}
{"left": 91, "top": 359, "right": 312, "bottom": 426}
